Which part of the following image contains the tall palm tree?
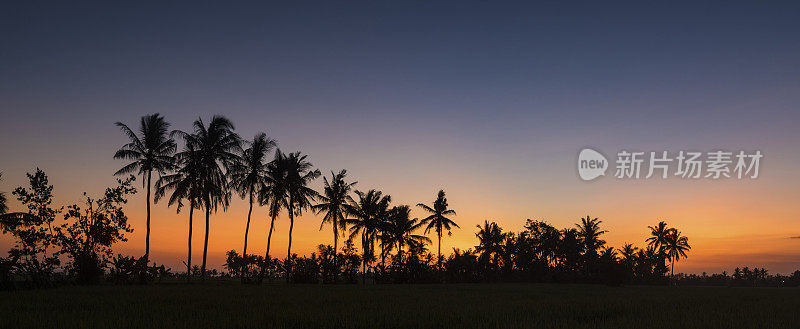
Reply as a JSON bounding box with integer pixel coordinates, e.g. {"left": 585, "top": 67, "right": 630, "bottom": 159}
{"left": 113, "top": 113, "right": 176, "bottom": 262}
{"left": 179, "top": 116, "right": 241, "bottom": 280}
{"left": 311, "top": 170, "right": 356, "bottom": 269}
{"left": 665, "top": 229, "right": 691, "bottom": 277}
{"left": 259, "top": 150, "right": 288, "bottom": 279}
{"left": 155, "top": 141, "right": 203, "bottom": 282}
{"left": 348, "top": 189, "right": 391, "bottom": 283}
{"left": 418, "top": 190, "right": 459, "bottom": 270}
{"left": 228, "top": 133, "right": 275, "bottom": 282}
{"left": 383, "top": 205, "right": 429, "bottom": 264}
{"left": 282, "top": 151, "right": 320, "bottom": 274}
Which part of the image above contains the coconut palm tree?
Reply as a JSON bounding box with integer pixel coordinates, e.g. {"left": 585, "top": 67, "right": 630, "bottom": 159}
{"left": 113, "top": 113, "right": 176, "bottom": 262}
{"left": 311, "top": 170, "right": 356, "bottom": 270}
{"left": 665, "top": 229, "right": 691, "bottom": 277}
{"left": 179, "top": 116, "right": 241, "bottom": 280}
{"left": 282, "top": 151, "right": 320, "bottom": 275}
{"left": 258, "top": 150, "right": 289, "bottom": 281}
{"left": 228, "top": 133, "right": 275, "bottom": 282}
{"left": 417, "top": 190, "right": 459, "bottom": 270}
{"left": 347, "top": 189, "right": 391, "bottom": 283}
{"left": 646, "top": 221, "right": 671, "bottom": 268}
{"left": 155, "top": 141, "right": 203, "bottom": 282}
{"left": 475, "top": 220, "right": 507, "bottom": 272}
{"left": 576, "top": 216, "right": 607, "bottom": 257}
{"left": 383, "top": 205, "right": 429, "bottom": 264}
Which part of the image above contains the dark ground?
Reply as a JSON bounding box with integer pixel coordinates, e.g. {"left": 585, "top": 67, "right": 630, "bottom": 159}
{"left": 1, "top": 282, "right": 798, "bottom": 328}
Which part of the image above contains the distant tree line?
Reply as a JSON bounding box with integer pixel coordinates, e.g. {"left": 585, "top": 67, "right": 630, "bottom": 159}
{"left": 0, "top": 114, "right": 796, "bottom": 288}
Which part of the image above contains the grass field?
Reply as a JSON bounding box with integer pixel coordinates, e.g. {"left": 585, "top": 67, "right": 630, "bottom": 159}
{"left": 1, "top": 282, "right": 798, "bottom": 328}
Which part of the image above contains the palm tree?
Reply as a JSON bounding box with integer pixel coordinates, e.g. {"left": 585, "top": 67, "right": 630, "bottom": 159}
{"left": 179, "top": 116, "right": 241, "bottom": 280}
{"left": 311, "top": 170, "right": 356, "bottom": 270}
{"left": 646, "top": 221, "right": 671, "bottom": 268}
{"left": 113, "top": 113, "right": 176, "bottom": 262}
{"left": 417, "top": 190, "right": 459, "bottom": 270}
{"left": 576, "top": 216, "right": 607, "bottom": 257}
{"left": 383, "top": 205, "right": 429, "bottom": 265}
{"left": 155, "top": 141, "right": 203, "bottom": 282}
{"left": 665, "top": 229, "right": 691, "bottom": 277}
{"left": 475, "top": 220, "right": 507, "bottom": 272}
{"left": 258, "top": 150, "right": 289, "bottom": 281}
{"left": 282, "top": 151, "right": 320, "bottom": 276}
{"left": 228, "top": 133, "right": 275, "bottom": 282}
{"left": 347, "top": 189, "right": 391, "bottom": 283}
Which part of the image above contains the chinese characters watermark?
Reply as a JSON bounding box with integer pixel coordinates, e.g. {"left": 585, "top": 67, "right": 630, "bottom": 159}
{"left": 578, "top": 148, "right": 762, "bottom": 181}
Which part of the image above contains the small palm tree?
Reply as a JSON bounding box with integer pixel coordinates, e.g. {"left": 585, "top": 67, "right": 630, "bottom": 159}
{"left": 418, "top": 190, "right": 459, "bottom": 270}
{"left": 155, "top": 141, "right": 203, "bottom": 282}
{"left": 113, "top": 113, "right": 176, "bottom": 262}
{"left": 348, "top": 189, "right": 391, "bottom": 283}
{"left": 646, "top": 221, "right": 671, "bottom": 267}
{"left": 665, "top": 229, "right": 691, "bottom": 277}
{"left": 311, "top": 170, "right": 356, "bottom": 270}
{"left": 475, "top": 220, "right": 506, "bottom": 271}
{"left": 383, "top": 205, "right": 429, "bottom": 265}
{"left": 179, "top": 116, "right": 241, "bottom": 280}
{"left": 229, "top": 133, "right": 275, "bottom": 282}
{"left": 282, "top": 151, "right": 320, "bottom": 277}
{"left": 576, "top": 216, "right": 607, "bottom": 257}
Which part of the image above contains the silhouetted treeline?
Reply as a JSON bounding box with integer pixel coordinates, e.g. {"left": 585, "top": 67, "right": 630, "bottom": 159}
{"left": 0, "top": 114, "right": 794, "bottom": 289}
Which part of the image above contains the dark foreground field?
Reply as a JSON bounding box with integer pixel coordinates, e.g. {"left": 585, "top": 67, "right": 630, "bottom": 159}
{"left": 1, "top": 282, "right": 798, "bottom": 328}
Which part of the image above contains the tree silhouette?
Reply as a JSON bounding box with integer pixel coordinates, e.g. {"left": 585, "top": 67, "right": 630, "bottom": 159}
{"left": 475, "top": 220, "right": 506, "bottom": 274}
{"left": 228, "top": 133, "right": 275, "bottom": 282}
{"left": 113, "top": 113, "right": 176, "bottom": 262}
{"left": 348, "top": 189, "right": 390, "bottom": 284}
{"left": 281, "top": 151, "right": 320, "bottom": 279}
{"left": 258, "top": 150, "right": 289, "bottom": 281}
{"left": 383, "top": 205, "right": 429, "bottom": 266}
{"left": 417, "top": 190, "right": 459, "bottom": 270}
{"left": 646, "top": 221, "right": 671, "bottom": 269}
{"left": 155, "top": 141, "right": 204, "bottom": 282}
{"left": 0, "top": 172, "right": 7, "bottom": 215}
{"left": 665, "top": 229, "right": 692, "bottom": 277}
{"left": 311, "top": 170, "right": 356, "bottom": 274}
{"left": 178, "top": 116, "right": 241, "bottom": 280}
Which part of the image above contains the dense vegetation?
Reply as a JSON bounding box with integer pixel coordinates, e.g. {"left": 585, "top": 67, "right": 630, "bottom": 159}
{"left": 1, "top": 114, "right": 797, "bottom": 289}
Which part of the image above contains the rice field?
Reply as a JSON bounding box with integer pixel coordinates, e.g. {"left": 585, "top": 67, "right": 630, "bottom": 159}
{"left": 1, "top": 282, "right": 798, "bottom": 328}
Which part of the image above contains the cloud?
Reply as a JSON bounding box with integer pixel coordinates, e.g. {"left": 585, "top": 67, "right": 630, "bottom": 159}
{"left": 789, "top": 236, "right": 800, "bottom": 239}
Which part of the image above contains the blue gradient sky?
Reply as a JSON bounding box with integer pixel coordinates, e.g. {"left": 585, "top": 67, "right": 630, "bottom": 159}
{"left": 1, "top": 1, "right": 799, "bottom": 273}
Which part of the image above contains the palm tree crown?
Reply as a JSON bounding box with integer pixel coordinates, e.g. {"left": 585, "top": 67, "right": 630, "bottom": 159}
{"left": 665, "top": 229, "right": 692, "bottom": 276}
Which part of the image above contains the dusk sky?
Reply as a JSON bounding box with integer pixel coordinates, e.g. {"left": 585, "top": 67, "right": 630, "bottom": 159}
{"left": 2, "top": 1, "right": 799, "bottom": 274}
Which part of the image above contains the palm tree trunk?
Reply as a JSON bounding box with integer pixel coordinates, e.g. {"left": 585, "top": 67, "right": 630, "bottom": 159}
{"left": 286, "top": 202, "right": 294, "bottom": 282}
{"left": 145, "top": 170, "right": 152, "bottom": 262}
{"left": 362, "top": 233, "right": 367, "bottom": 285}
{"left": 333, "top": 224, "right": 338, "bottom": 282}
{"left": 201, "top": 203, "right": 210, "bottom": 281}
{"left": 187, "top": 199, "right": 194, "bottom": 282}
{"left": 259, "top": 212, "right": 277, "bottom": 283}
{"left": 242, "top": 190, "right": 253, "bottom": 283}
{"left": 437, "top": 231, "right": 442, "bottom": 270}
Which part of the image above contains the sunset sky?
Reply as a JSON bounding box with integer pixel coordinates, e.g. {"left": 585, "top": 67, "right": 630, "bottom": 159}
{"left": 1, "top": 1, "right": 799, "bottom": 274}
